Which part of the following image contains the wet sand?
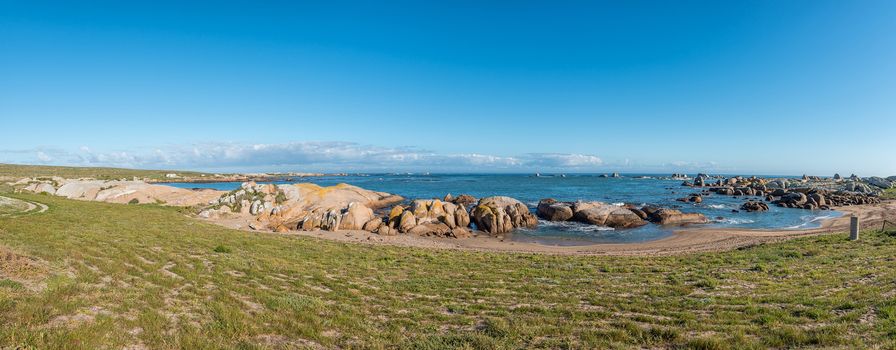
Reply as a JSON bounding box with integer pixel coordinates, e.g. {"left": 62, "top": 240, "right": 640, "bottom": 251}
{"left": 208, "top": 200, "right": 896, "bottom": 256}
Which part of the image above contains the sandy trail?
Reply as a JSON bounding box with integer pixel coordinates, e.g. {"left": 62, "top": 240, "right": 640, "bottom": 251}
{"left": 0, "top": 196, "right": 48, "bottom": 217}
{"left": 211, "top": 200, "right": 896, "bottom": 256}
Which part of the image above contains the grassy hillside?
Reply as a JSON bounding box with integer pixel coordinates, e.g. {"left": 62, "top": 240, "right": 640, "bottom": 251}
{"left": 0, "top": 193, "right": 894, "bottom": 349}
{"left": 0, "top": 163, "right": 209, "bottom": 181}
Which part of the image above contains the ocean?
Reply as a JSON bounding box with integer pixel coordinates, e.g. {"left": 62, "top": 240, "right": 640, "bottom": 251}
{"left": 161, "top": 174, "right": 841, "bottom": 245}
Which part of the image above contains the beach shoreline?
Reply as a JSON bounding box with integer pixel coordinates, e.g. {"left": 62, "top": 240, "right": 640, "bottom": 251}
{"left": 207, "top": 200, "right": 896, "bottom": 256}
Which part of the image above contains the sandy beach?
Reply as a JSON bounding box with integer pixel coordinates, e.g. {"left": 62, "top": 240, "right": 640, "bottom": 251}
{"left": 208, "top": 200, "right": 896, "bottom": 256}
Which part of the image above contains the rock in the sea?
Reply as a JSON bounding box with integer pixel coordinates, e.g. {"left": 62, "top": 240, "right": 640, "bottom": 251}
{"left": 741, "top": 201, "right": 769, "bottom": 212}
{"left": 449, "top": 194, "right": 478, "bottom": 207}
{"left": 536, "top": 198, "right": 574, "bottom": 221}
{"left": 676, "top": 194, "right": 702, "bottom": 203}
{"left": 625, "top": 205, "right": 648, "bottom": 220}
{"left": 766, "top": 180, "right": 788, "bottom": 189}
{"left": 780, "top": 192, "right": 807, "bottom": 205}
{"left": 643, "top": 207, "right": 708, "bottom": 225}
{"left": 808, "top": 193, "right": 826, "bottom": 207}
{"left": 572, "top": 202, "right": 647, "bottom": 228}
{"left": 470, "top": 196, "right": 537, "bottom": 235}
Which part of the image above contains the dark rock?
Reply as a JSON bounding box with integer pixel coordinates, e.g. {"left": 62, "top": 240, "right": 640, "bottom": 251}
{"left": 450, "top": 194, "right": 478, "bottom": 207}
{"left": 644, "top": 208, "right": 708, "bottom": 225}
{"left": 741, "top": 201, "right": 769, "bottom": 212}
{"left": 536, "top": 198, "right": 574, "bottom": 221}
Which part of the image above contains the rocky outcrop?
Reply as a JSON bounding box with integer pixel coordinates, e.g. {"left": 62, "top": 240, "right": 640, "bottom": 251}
{"left": 24, "top": 182, "right": 56, "bottom": 194}
{"left": 694, "top": 177, "right": 705, "bottom": 187}
{"left": 21, "top": 179, "right": 223, "bottom": 206}
{"left": 642, "top": 207, "right": 708, "bottom": 225}
{"left": 572, "top": 202, "right": 647, "bottom": 228}
{"left": 676, "top": 194, "right": 702, "bottom": 203}
{"left": 741, "top": 201, "right": 769, "bottom": 212}
{"left": 536, "top": 199, "right": 574, "bottom": 221}
{"left": 385, "top": 199, "right": 472, "bottom": 238}
{"left": 536, "top": 199, "right": 646, "bottom": 229}
{"left": 702, "top": 174, "right": 885, "bottom": 210}
{"left": 470, "top": 196, "right": 537, "bottom": 235}
{"left": 446, "top": 194, "right": 477, "bottom": 207}
{"left": 227, "top": 182, "right": 404, "bottom": 232}
{"left": 865, "top": 177, "right": 894, "bottom": 189}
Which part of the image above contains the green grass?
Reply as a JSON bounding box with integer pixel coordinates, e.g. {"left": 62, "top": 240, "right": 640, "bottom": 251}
{"left": 0, "top": 200, "right": 28, "bottom": 217}
{"left": 882, "top": 188, "right": 896, "bottom": 200}
{"left": 1, "top": 193, "right": 895, "bottom": 349}
{"left": 0, "top": 163, "right": 209, "bottom": 181}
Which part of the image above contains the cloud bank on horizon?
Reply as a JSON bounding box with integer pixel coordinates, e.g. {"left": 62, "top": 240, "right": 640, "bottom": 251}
{"left": 1, "top": 142, "right": 612, "bottom": 172}
{"left": 0, "top": 141, "right": 719, "bottom": 173}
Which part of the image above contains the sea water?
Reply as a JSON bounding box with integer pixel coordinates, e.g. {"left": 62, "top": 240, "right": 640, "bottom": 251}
{"left": 162, "top": 174, "right": 841, "bottom": 245}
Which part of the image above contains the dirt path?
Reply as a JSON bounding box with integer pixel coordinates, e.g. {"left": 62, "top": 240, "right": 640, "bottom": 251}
{"left": 210, "top": 200, "right": 896, "bottom": 256}
{"left": 0, "top": 196, "right": 48, "bottom": 217}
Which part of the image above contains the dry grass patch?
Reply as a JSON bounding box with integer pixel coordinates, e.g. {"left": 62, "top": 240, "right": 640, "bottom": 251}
{"left": 0, "top": 245, "right": 49, "bottom": 291}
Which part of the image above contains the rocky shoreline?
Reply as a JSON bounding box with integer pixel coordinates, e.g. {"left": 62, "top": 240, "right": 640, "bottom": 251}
{"left": 13, "top": 173, "right": 894, "bottom": 244}
{"left": 680, "top": 174, "right": 887, "bottom": 212}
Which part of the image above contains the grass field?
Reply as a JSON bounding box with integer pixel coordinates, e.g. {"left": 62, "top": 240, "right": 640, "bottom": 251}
{"left": 1, "top": 192, "right": 895, "bottom": 349}
{"left": 0, "top": 163, "right": 209, "bottom": 181}
{"left": 883, "top": 188, "right": 896, "bottom": 200}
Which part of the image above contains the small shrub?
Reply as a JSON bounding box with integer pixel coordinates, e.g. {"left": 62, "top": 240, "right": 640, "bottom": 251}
{"left": 213, "top": 245, "right": 232, "bottom": 253}
{"left": 275, "top": 191, "right": 287, "bottom": 204}
{"left": 128, "top": 198, "right": 139, "bottom": 205}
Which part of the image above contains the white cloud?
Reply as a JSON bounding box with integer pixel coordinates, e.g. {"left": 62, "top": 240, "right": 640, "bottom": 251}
{"left": 36, "top": 151, "right": 52, "bottom": 162}
{"left": 1, "top": 142, "right": 609, "bottom": 172}
{"left": 664, "top": 160, "right": 720, "bottom": 171}
{"left": 520, "top": 153, "right": 603, "bottom": 167}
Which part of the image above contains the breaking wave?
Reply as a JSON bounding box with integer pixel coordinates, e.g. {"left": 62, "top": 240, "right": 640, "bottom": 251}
{"left": 537, "top": 220, "right": 615, "bottom": 232}
{"left": 713, "top": 217, "right": 755, "bottom": 225}
{"left": 785, "top": 214, "right": 838, "bottom": 229}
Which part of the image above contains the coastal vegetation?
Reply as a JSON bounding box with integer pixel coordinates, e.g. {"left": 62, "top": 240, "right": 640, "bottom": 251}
{"left": 1, "top": 190, "right": 895, "bottom": 349}
{"left": 882, "top": 187, "right": 896, "bottom": 200}
{"left": 0, "top": 164, "right": 209, "bottom": 181}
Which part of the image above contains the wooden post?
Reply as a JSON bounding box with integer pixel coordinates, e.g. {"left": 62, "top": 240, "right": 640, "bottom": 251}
{"left": 849, "top": 216, "right": 860, "bottom": 241}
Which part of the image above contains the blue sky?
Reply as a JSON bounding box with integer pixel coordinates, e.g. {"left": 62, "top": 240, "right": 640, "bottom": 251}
{"left": 1, "top": 1, "right": 894, "bottom": 175}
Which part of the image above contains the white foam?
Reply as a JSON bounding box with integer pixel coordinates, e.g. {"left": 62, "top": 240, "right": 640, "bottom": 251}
{"left": 707, "top": 204, "right": 728, "bottom": 209}
{"left": 785, "top": 214, "right": 837, "bottom": 229}
{"left": 537, "top": 220, "right": 615, "bottom": 232}
{"left": 713, "top": 218, "right": 755, "bottom": 225}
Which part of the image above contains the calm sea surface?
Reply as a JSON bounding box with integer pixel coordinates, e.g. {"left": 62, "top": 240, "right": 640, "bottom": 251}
{"left": 162, "top": 174, "right": 841, "bottom": 245}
